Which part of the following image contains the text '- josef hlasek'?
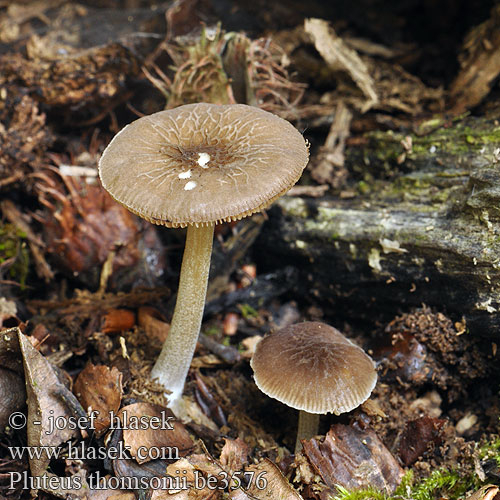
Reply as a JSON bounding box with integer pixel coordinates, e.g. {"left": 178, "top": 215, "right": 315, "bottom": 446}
{"left": 30, "top": 409, "right": 175, "bottom": 434}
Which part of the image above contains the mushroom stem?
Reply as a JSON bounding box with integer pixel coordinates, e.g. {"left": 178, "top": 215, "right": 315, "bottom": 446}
{"left": 150, "top": 223, "right": 215, "bottom": 412}
{"left": 295, "top": 411, "right": 320, "bottom": 453}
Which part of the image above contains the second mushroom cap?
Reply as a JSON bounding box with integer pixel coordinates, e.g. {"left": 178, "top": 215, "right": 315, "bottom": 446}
{"left": 251, "top": 321, "right": 377, "bottom": 415}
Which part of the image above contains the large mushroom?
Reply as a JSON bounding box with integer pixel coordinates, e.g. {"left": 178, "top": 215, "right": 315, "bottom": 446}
{"left": 250, "top": 321, "right": 377, "bottom": 452}
{"left": 99, "top": 103, "right": 309, "bottom": 412}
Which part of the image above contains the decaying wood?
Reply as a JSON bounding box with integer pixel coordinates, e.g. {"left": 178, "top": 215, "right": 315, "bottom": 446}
{"left": 258, "top": 115, "right": 500, "bottom": 337}
{"left": 309, "top": 101, "right": 352, "bottom": 188}
{"left": 304, "top": 18, "right": 378, "bottom": 112}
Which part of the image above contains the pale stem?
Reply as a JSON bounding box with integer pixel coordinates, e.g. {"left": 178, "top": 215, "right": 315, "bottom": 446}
{"left": 150, "top": 224, "right": 215, "bottom": 413}
{"left": 295, "top": 411, "right": 320, "bottom": 453}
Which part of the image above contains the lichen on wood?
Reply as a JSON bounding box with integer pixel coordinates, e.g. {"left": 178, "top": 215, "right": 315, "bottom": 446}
{"left": 258, "top": 115, "right": 500, "bottom": 336}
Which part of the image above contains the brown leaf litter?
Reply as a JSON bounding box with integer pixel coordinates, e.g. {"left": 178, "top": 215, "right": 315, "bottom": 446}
{"left": 119, "top": 402, "right": 194, "bottom": 464}
{"left": 145, "top": 25, "right": 306, "bottom": 119}
{"left": 0, "top": 94, "right": 53, "bottom": 193}
{"left": 301, "top": 424, "right": 404, "bottom": 497}
{"left": 73, "top": 363, "right": 123, "bottom": 436}
{"left": 382, "top": 305, "right": 491, "bottom": 400}
{"left": 0, "top": 327, "right": 82, "bottom": 496}
{"left": 34, "top": 173, "right": 161, "bottom": 291}
{"left": 399, "top": 416, "right": 447, "bottom": 466}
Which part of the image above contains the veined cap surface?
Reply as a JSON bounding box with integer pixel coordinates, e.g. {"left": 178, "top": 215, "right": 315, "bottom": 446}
{"left": 250, "top": 322, "right": 377, "bottom": 415}
{"left": 99, "top": 103, "right": 309, "bottom": 228}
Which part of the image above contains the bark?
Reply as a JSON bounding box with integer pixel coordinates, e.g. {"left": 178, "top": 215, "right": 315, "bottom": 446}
{"left": 257, "top": 115, "right": 500, "bottom": 337}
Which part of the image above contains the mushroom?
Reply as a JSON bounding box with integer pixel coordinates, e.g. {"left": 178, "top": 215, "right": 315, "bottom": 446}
{"left": 250, "top": 321, "right": 377, "bottom": 452}
{"left": 98, "top": 103, "right": 309, "bottom": 412}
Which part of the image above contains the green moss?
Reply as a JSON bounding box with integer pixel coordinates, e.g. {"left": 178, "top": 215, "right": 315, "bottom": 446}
{"left": 411, "top": 469, "right": 467, "bottom": 500}
{"left": 280, "top": 197, "right": 309, "bottom": 219}
{"left": 237, "top": 303, "right": 258, "bottom": 319}
{"left": 204, "top": 325, "right": 221, "bottom": 337}
{"left": 333, "top": 484, "right": 388, "bottom": 500}
{"left": 330, "top": 469, "right": 469, "bottom": 500}
{"left": 358, "top": 180, "right": 371, "bottom": 195}
{"left": 364, "top": 117, "right": 500, "bottom": 167}
{"left": 0, "top": 223, "right": 29, "bottom": 288}
{"left": 476, "top": 435, "right": 500, "bottom": 467}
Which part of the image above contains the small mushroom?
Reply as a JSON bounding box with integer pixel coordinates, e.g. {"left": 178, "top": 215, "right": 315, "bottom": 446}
{"left": 99, "top": 103, "right": 309, "bottom": 412}
{"left": 250, "top": 321, "right": 377, "bottom": 452}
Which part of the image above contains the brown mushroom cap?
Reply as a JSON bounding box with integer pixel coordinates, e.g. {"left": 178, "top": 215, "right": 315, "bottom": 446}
{"left": 250, "top": 322, "right": 377, "bottom": 414}
{"left": 98, "top": 103, "right": 309, "bottom": 228}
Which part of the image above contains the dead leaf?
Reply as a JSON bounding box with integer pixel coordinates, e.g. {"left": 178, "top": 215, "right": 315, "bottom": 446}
{"left": 399, "top": 416, "right": 446, "bottom": 466}
{"left": 229, "top": 490, "right": 252, "bottom": 499}
{"left": 153, "top": 457, "right": 215, "bottom": 499}
{"left": 119, "top": 402, "right": 194, "bottom": 464}
{"left": 0, "top": 328, "right": 81, "bottom": 496}
{"left": 187, "top": 452, "right": 228, "bottom": 480}
{"left": 179, "top": 394, "right": 219, "bottom": 432}
{"left": 73, "top": 363, "right": 123, "bottom": 436}
{"left": 86, "top": 472, "right": 137, "bottom": 499}
{"left": 138, "top": 306, "right": 170, "bottom": 343}
{"left": 0, "top": 367, "right": 25, "bottom": 433}
{"left": 246, "top": 459, "right": 304, "bottom": 499}
{"left": 190, "top": 354, "right": 224, "bottom": 368}
{"left": 38, "top": 181, "right": 142, "bottom": 290}
{"left": 303, "top": 424, "right": 404, "bottom": 493}
{"left": 219, "top": 438, "right": 249, "bottom": 475}
{"left": 92, "top": 492, "right": 136, "bottom": 500}
{"left": 20, "top": 332, "right": 80, "bottom": 473}
{"left": 467, "top": 485, "right": 500, "bottom": 500}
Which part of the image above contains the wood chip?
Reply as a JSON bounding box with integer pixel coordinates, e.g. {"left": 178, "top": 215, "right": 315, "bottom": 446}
{"left": 101, "top": 309, "right": 136, "bottom": 334}
{"left": 309, "top": 101, "right": 352, "bottom": 187}
{"left": 304, "top": 18, "right": 378, "bottom": 111}
{"left": 288, "top": 185, "right": 330, "bottom": 197}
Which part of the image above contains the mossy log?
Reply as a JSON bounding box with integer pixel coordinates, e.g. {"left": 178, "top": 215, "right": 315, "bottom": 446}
{"left": 257, "top": 115, "right": 500, "bottom": 336}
